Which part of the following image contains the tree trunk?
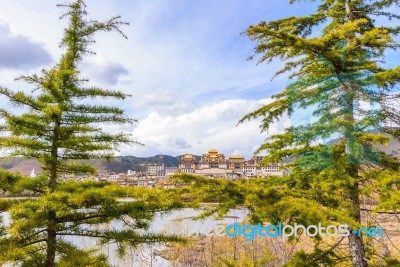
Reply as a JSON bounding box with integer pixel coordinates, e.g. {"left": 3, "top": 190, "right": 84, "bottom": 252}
{"left": 343, "top": 1, "right": 368, "bottom": 266}
{"left": 349, "top": 232, "right": 368, "bottom": 267}
{"left": 344, "top": 92, "right": 368, "bottom": 267}
{"left": 45, "top": 121, "right": 60, "bottom": 267}
{"left": 45, "top": 212, "right": 57, "bottom": 267}
{"left": 348, "top": 180, "right": 368, "bottom": 267}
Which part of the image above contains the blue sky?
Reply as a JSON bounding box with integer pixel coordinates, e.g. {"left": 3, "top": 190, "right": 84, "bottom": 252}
{"left": 0, "top": 0, "right": 395, "bottom": 158}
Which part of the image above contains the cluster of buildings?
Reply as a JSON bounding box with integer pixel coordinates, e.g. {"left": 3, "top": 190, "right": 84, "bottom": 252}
{"left": 175, "top": 149, "right": 288, "bottom": 179}
{"left": 28, "top": 149, "right": 289, "bottom": 188}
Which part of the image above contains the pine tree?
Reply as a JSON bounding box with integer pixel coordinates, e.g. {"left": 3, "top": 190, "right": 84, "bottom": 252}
{"left": 238, "top": 0, "right": 400, "bottom": 266}
{"left": 174, "top": 0, "right": 400, "bottom": 266}
{"left": 0, "top": 1, "right": 183, "bottom": 266}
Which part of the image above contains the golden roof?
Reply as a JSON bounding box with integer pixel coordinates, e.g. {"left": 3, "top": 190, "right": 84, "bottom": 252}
{"left": 229, "top": 155, "right": 244, "bottom": 159}
{"left": 183, "top": 154, "right": 194, "bottom": 159}
{"left": 208, "top": 148, "right": 218, "bottom": 153}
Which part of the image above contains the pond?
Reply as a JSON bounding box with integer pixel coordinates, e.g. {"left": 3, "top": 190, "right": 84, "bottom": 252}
{"left": 1, "top": 208, "right": 247, "bottom": 267}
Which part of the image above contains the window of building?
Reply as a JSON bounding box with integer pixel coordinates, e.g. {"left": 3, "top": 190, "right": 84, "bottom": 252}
{"left": 210, "top": 162, "right": 219, "bottom": 168}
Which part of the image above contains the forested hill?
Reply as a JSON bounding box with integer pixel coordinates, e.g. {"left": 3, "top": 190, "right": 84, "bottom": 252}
{"left": 0, "top": 155, "right": 201, "bottom": 176}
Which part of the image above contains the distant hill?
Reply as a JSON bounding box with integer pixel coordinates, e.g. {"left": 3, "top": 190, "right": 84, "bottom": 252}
{"left": 0, "top": 154, "right": 201, "bottom": 176}
{"left": 0, "top": 157, "right": 42, "bottom": 175}
{"left": 325, "top": 130, "right": 400, "bottom": 158}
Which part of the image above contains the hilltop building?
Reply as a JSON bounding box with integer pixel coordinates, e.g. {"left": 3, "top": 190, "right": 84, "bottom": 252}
{"left": 176, "top": 150, "right": 287, "bottom": 179}
{"left": 178, "top": 154, "right": 196, "bottom": 174}
{"left": 147, "top": 163, "right": 165, "bottom": 176}
{"left": 199, "top": 149, "right": 227, "bottom": 169}
{"left": 96, "top": 149, "right": 288, "bottom": 184}
{"left": 243, "top": 156, "right": 285, "bottom": 177}
{"left": 228, "top": 155, "right": 245, "bottom": 171}
{"left": 192, "top": 149, "right": 242, "bottom": 178}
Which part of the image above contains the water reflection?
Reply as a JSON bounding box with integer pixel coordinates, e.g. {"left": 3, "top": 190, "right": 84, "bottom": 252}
{"left": 1, "top": 208, "right": 247, "bottom": 266}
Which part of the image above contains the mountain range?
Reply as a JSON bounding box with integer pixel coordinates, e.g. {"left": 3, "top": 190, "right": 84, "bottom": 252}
{"left": 0, "top": 155, "right": 201, "bottom": 176}
{"left": 1, "top": 131, "right": 399, "bottom": 177}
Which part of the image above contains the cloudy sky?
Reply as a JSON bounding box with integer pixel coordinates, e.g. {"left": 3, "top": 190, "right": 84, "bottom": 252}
{"left": 1, "top": 0, "right": 388, "bottom": 158}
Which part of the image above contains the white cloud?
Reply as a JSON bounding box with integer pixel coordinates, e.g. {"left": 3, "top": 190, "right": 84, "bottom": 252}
{"left": 0, "top": 0, "right": 292, "bottom": 158}
{"left": 134, "top": 89, "right": 190, "bottom": 116}
{"left": 123, "top": 98, "right": 289, "bottom": 158}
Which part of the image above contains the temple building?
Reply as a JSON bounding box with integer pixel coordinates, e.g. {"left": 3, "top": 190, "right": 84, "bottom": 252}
{"left": 176, "top": 149, "right": 287, "bottom": 179}
{"left": 178, "top": 154, "right": 196, "bottom": 173}
{"left": 194, "top": 149, "right": 244, "bottom": 179}
{"left": 228, "top": 155, "right": 245, "bottom": 171}
{"left": 199, "top": 149, "right": 227, "bottom": 169}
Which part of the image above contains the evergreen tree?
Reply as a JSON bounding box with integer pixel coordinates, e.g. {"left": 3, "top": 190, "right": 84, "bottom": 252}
{"left": 0, "top": 1, "right": 183, "bottom": 266}
{"left": 240, "top": 0, "right": 400, "bottom": 266}
{"left": 174, "top": 0, "right": 400, "bottom": 266}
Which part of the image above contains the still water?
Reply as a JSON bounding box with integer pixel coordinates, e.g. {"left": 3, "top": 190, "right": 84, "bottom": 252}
{"left": 1, "top": 208, "right": 247, "bottom": 267}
